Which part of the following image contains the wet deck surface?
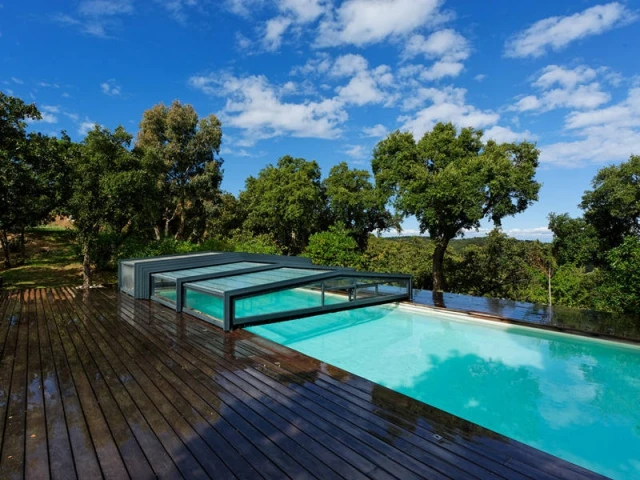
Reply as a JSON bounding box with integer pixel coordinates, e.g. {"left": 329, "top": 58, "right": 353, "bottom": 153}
{"left": 0, "top": 287, "right": 605, "bottom": 479}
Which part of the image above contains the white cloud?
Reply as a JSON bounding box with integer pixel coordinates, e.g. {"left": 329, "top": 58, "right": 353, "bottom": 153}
{"left": 263, "top": 16, "right": 292, "bottom": 50}
{"left": 63, "top": 112, "right": 80, "bottom": 122}
{"left": 399, "top": 86, "right": 499, "bottom": 137}
{"left": 154, "top": 0, "right": 199, "bottom": 24}
{"left": 35, "top": 105, "right": 60, "bottom": 124}
{"left": 100, "top": 79, "right": 121, "bottom": 96}
{"left": 11, "top": 76, "right": 23, "bottom": 84}
{"left": 37, "top": 82, "right": 60, "bottom": 88}
{"left": 53, "top": 0, "right": 134, "bottom": 38}
{"left": 401, "top": 29, "right": 470, "bottom": 81}
{"left": 279, "top": 0, "right": 326, "bottom": 23}
{"left": 505, "top": 2, "right": 637, "bottom": 58}
{"left": 404, "top": 29, "right": 469, "bottom": 61}
{"left": 316, "top": 0, "right": 447, "bottom": 47}
{"left": 330, "top": 53, "right": 369, "bottom": 77}
{"left": 541, "top": 87, "right": 640, "bottom": 167}
{"left": 290, "top": 52, "right": 332, "bottom": 76}
{"left": 78, "top": 0, "right": 133, "bottom": 16}
{"left": 79, "top": 118, "right": 99, "bottom": 136}
{"left": 336, "top": 67, "right": 393, "bottom": 106}
{"left": 225, "top": 0, "right": 266, "bottom": 17}
{"left": 474, "top": 74, "right": 486, "bottom": 82}
{"left": 511, "top": 65, "right": 611, "bottom": 113}
{"left": 483, "top": 125, "right": 536, "bottom": 143}
{"left": 362, "top": 124, "right": 389, "bottom": 138}
{"left": 189, "top": 73, "right": 348, "bottom": 144}
{"left": 235, "top": 32, "right": 253, "bottom": 50}
{"left": 343, "top": 144, "right": 367, "bottom": 159}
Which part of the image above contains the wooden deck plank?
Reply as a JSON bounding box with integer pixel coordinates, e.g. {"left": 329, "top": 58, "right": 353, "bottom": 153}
{"left": 34, "top": 289, "right": 77, "bottom": 480}
{"left": 24, "top": 290, "right": 50, "bottom": 480}
{"left": 0, "top": 290, "right": 29, "bottom": 479}
{"left": 59, "top": 287, "right": 237, "bottom": 480}
{"left": 45, "top": 288, "right": 129, "bottom": 479}
{"left": 40, "top": 289, "right": 102, "bottom": 479}
{"left": 124, "top": 291, "right": 604, "bottom": 480}
{"left": 124, "top": 293, "right": 479, "bottom": 480}
{"left": 101, "top": 289, "right": 331, "bottom": 479}
{"left": 0, "top": 287, "right": 607, "bottom": 480}
{"left": 114, "top": 290, "right": 490, "bottom": 478}
{"left": 53, "top": 287, "right": 166, "bottom": 480}
{"left": 66, "top": 288, "right": 280, "bottom": 480}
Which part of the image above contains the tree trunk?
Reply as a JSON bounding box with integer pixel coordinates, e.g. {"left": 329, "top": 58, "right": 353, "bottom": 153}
{"left": 0, "top": 232, "right": 10, "bottom": 269}
{"left": 547, "top": 268, "right": 552, "bottom": 307}
{"left": 432, "top": 238, "right": 449, "bottom": 307}
{"left": 153, "top": 225, "right": 162, "bottom": 241}
{"left": 18, "top": 227, "right": 26, "bottom": 265}
{"left": 82, "top": 244, "right": 92, "bottom": 289}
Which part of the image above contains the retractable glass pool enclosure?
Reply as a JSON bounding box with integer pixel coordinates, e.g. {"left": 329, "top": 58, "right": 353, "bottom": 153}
{"left": 119, "top": 252, "right": 412, "bottom": 331}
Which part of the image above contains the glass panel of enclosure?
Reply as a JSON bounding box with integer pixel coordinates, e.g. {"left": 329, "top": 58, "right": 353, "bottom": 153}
{"left": 150, "top": 261, "right": 270, "bottom": 304}
{"left": 120, "top": 263, "right": 134, "bottom": 292}
{"left": 234, "top": 282, "right": 328, "bottom": 319}
{"left": 188, "top": 267, "right": 330, "bottom": 293}
{"left": 151, "top": 275, "right": 177, "bottom": 303}
{"left": 233, "top": 276, "right": 411, "bottom": 322}
{"left": 183, "top": 287, "right": 224, "bottom": 321}
{"left": 155, "top": 261, "right": 269, "bottom": 280}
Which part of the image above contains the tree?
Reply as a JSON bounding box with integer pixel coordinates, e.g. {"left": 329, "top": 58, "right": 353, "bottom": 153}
{"left": 205, "top": 192, "right": 244, "bottom": 239}
{"left": 580, "top": 155, "right": 640, "bottom": 251}
{"left": 324, "top": 162, "right": 398, "bottom": 250}
{"left": 595, "top": 236, "right": 640, "bottom": 314}
{"left": 68, "top": 126, "right": 157, "bottom": 287}
{"left": 136, "top": 100, "right": 223, "bottom": 241}
{"left": 372, "top": 122, "right": 540, "bottom": 298}
{"left": 240, "top": 156, "right": 326, "bottom": 255}
{"left": 548, "top": 213, "right": 599, "bottom": 266}
{"left": 303, "top": 224, "right": 363, "bottom": 267}
{"left": 0, "top": 93, "right": 70, "bottom": 267}
{"left": 447, "top": 230, "right": 533, "bottom": 300}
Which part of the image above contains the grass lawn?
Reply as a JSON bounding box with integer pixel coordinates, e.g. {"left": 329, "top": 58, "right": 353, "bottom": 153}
{"left": 0, "top": 227, "right": 117, "bottom": 290}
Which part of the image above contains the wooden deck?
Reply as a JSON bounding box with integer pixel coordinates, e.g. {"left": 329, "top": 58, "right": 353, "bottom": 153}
{"left": 0, "top": 287, "right": 605, "bottom": 479}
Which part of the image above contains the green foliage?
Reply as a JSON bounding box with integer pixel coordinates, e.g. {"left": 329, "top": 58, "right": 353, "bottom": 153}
{"left": 136, "top": 100, "right": 223, "bottom": 240}
{"left": 324, "top": 162, "right": 398, "bottom": 250}
{"left": 303, "top": 225, "right": 363, "bottom": 267}
{"left": 0, "top": 93, "right": 73, "bottom": 267}
{"left": 447, "top": 230, "right": 533, "bottom": 299}
{"left": 67, "top": 125, "right": 158, "bottom": 286}
{"left": 363, "top": 236, "right": 434, "bottom": 289}
{"left": 206, "top": 192, "right": 244, "bottom": 238}
{"left": 229, "top": 230, "right": 281, "bottom": 255}
{"left": 372, "top": 122, "right": 540, "bottom": 292}
{"left": 548, "top": 213, "right": 599, "bottom": 266}
{"left": 551, "top": 264, "right": 603, "bottom": 309}
{"left": 240, "top": 155, "right": 326, "bottom": 255}
{"left": 581, "top": 155, "right": 640, "bottom": 251}
{"left": 595, "top": 236, "right": 640, "bottom": 314}
{"left": 115, "top": 236, "right": 234, "bottom": 262}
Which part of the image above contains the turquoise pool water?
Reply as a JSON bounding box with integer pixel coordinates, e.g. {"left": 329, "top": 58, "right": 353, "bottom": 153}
{"left": 247, "top": 303, "right": 640, "bottom": 479}
{"left": 179, "top": 288, "right": 346, "bottom": 322}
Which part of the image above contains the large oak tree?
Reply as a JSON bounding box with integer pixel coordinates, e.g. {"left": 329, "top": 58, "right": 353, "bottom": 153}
{"left": 136, "top": 100, "right": 223, "bottom": 241}
{"left": 372, "top": 122, "right": 540, "bottom": 298}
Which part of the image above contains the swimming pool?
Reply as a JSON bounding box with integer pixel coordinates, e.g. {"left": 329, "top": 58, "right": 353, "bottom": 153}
{"left": 247, "top": 302, "right": 640, "bottom": 479}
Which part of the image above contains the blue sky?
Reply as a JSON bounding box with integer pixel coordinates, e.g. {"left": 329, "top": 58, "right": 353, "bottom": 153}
{"left": 2, "top": 0, "right": 639, "bottom": 240}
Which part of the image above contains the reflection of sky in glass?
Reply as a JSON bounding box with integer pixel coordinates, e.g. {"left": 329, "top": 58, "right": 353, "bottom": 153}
{"left": 248, "top": 305, "right": 640, "bottom": 480}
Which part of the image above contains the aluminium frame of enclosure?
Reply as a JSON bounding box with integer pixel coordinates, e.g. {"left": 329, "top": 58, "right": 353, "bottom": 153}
{"left": 118, "top": 251, "right": 317, "bottom": 299}
{"left": 119, "top": 251, "right": 412, "bottom": 331}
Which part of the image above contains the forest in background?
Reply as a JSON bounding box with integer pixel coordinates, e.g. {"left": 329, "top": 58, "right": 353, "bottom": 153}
{"left": 2, "top": 91, "right": 639, "bottom": 317}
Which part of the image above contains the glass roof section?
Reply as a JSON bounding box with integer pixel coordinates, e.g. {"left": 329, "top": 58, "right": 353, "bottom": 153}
{"left": 154, "top": 261, "right": 269, "bottom": 280}
{"left": 186, "top": 267, "right": 329, "bottom": 294}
